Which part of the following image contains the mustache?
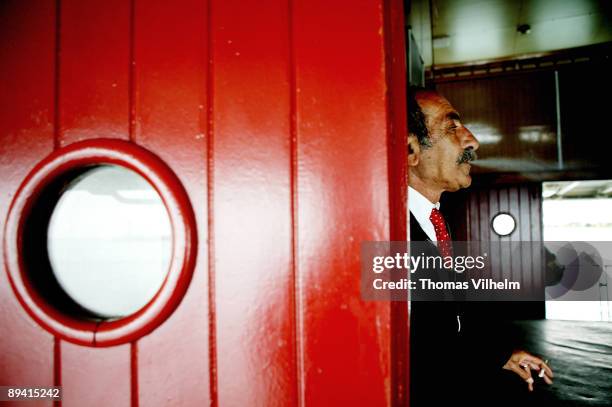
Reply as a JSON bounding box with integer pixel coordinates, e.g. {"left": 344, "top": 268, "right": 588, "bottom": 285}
{"left": 457, "top": 148, "right": 477, "bottom": 165}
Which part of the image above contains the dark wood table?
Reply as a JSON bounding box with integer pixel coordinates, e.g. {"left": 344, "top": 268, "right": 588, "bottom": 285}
{"left": 507, "top": 320, "right": 612, "bottom": 406}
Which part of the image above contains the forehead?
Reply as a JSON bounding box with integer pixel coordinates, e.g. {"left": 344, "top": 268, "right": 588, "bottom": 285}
{"left": 415, "top": 91, "right": 457, "bottom": 121}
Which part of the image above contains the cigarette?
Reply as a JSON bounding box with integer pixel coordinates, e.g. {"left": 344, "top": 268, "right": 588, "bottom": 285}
{"left": 538, "top": 360, "right": 549, "bottom": 378}
{"left": 520, "top": 363, "right": 534, "bottom": 384}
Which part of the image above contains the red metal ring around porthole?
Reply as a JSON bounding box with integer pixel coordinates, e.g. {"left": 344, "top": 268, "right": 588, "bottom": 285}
{"left": 3, "top": 139, "right": 197, "bottom": 347}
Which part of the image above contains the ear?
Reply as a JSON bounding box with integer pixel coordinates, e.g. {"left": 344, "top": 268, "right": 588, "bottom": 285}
{"left": 407, "top": 135, "right": 420, "bottom": 167}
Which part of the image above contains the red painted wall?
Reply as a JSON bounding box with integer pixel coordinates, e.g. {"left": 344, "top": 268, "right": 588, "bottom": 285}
{"left": 0, "top": 1, "right": 407, "bottom": 405}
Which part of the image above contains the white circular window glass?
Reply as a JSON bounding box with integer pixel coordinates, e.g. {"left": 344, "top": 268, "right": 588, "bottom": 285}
{"left": 491, "top": 213, "right": 516, "bottom": 237}
{"left": 47, "top": 166, "right": 172, "bottom": 318}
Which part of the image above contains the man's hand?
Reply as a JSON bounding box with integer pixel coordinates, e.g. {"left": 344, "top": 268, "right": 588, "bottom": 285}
{"left": 503, "top": 350, "right": 554, "bottom": 392}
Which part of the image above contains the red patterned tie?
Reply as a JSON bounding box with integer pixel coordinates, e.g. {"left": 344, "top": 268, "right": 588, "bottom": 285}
{"left": 429, "top": 208, "right": 453, "bottom": 258}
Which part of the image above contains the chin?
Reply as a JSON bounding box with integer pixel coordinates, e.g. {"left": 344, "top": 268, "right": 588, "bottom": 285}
{"left": 445, "top": 174, "right": 472, "bottom": 192}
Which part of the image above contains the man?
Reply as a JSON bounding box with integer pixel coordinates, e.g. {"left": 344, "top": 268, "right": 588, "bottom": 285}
{"left": 407, "top": 87, "right": 554, "bottom": 405}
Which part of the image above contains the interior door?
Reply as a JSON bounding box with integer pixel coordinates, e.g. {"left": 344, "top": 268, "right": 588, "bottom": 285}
{"left": 0, "top": 1, "right": 407, "bottom": 405}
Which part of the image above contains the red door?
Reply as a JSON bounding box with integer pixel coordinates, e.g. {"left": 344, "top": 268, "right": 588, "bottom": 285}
{"left": 0, "top": 1, "right": 408, "bottom": 405}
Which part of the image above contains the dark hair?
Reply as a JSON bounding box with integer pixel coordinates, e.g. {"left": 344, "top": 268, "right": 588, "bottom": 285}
{"left": 407, "top": 85, "right": 434, "bottom": 147}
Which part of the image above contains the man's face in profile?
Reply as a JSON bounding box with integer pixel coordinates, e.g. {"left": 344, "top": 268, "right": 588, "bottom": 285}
{"left": 413, "top": 91, "right": 479, "bottom": 192}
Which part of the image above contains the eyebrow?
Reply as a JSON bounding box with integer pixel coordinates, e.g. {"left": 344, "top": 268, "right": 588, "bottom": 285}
{"left": 447, "top": 111, "right": 461, "bottom": 121}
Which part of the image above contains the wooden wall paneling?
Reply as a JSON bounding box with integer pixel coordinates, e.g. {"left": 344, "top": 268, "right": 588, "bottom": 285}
{"left": 1, "top": 0, "right": 410, "bottom": 404}
{"left": 508, "top": 186, "right": 522, "bottom": 286}
{"left": 519, "top": 186, "right": 533, "bottom": 296}
{"left": 59, "top": 0, "right": 131, "bottom": 146}
{"left": 510, "top": 73, "right": 557, "bottom": 165}
{"left": 461, "top": 192, "right": 471, "bottom": 242}
{"left": 60, "top": 344, "right": 130, "bottom": 406}
{"left": 498, "top": 188, "right": 512, "bottom": 282}
{"left": 437, "top": 72, "right": 558, "bottom": 174}
{"left": 132, "top": 1, "right": 211, "bottom": 405}
{"left": 58, "top": 1, "right": 131, "bottom": 405}
{"left": 488, "top": 188, "right": 501, "bottom": 281}
{"left": 294, "top": 0, "right": 392, "bottom": 404}
{"left": 450, "top": 183, "right": 546, "bottom": 314}
{"left": 467, "top": 192, "right": 478, "bottom": 241}
{"left": 443, "top": 189, "right": 469, "bottom": 242}
{"left": 384, "top": 0, "right": 409, "bottom": 405}
{"left": 478, "top": 189, "right": 491, "bottom": 279}
{"left": 386, "top": 0, "right": 408, "bottom": 246}
{"left": 437, "top": 57, "right": 612, "bottom": 178}
{"left": 0, "top": 2, "right": 56, "bottom": 405}
{"left": 211, "top": 1, "right": 296, "bottom": 405}
{"left": 530, "top": 184, "right": 544, "bottom": 297}
{"left": 473, "top": 192, "right": 481, "bottom": 242}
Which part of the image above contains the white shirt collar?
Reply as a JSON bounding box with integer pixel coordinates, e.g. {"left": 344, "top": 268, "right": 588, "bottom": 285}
{"left": 408, "top": 186, "right": 440, "bottom": 243}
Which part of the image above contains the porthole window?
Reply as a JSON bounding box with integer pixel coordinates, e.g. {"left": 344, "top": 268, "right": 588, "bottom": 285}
{"left": 47, "top": 166, "right": 172, "bottom": 318}
{"left": 4, "top": 139, "right": 197, "bottom": 346}
{"left": 491, "top": 212, "right": 516, "bottom": 237}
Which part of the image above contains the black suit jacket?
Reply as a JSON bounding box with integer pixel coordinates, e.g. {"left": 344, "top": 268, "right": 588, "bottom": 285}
{"left": 409, "top": 213, "right": 515, "bottom": 406}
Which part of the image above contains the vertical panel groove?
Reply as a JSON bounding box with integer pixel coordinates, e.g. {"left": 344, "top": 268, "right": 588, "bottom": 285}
{"left": 473, "top": 194, "right": 479, "bottom": 241}
{"left": 526, "top": 187, "right": 535, "bottom": 293}
{"left": 206, "top": 0, "right": 218, "bottom": 405}
{"left": 53, "top": 337, "right": 62, "bottom": 407}
{"left": 384, "top": 0, "right": 409, "bottom": 404}
{"left": 288, "top": 0, "right": 304, "bottom": 405}
{"left": 53, "top": 0, "right": 61, "bottom": 150}
{"left": 535, "top": 184, "right": 541, "bottom": 292}
{"left": 128, "top": 0, "right": 136, "bottom": 142}
{"left": 130, "top": 342, "right": 139, "bottom": 407}
{"left": 516, "top": 187, "right": 524, "bottom": 288}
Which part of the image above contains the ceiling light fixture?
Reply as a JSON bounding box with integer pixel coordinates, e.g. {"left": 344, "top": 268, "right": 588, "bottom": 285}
{"left": 517, "top": 24, "right": 531, "bottom": 35}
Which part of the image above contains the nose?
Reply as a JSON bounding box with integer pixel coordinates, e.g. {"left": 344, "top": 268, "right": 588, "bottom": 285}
{"left": 461, "top": 126, "right": 479, "bottom": 151}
